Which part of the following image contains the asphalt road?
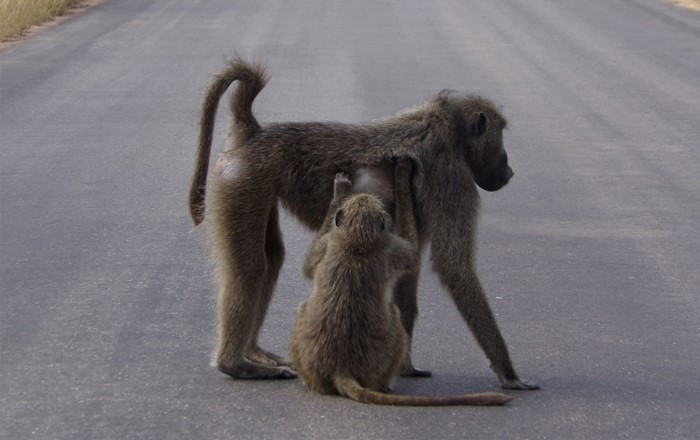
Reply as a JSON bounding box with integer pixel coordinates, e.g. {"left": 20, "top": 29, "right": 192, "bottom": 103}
{"left": 2, "top": 1, "right": 699, "bottom": 439}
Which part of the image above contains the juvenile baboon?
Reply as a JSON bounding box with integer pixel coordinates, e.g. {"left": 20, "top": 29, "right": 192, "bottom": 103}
{"left": 289, "top": 164, "right": 514, "bottom": 406}
{"left": 190, "top": 57, "right": 538, "bottom": 390}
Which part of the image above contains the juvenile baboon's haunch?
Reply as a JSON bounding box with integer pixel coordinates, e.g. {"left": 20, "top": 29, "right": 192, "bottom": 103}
{"left": 290, "top": 164, "right": 514, "bottom": 406}
{"left": 190, "top": 57, "right": 538, "bottom": 390}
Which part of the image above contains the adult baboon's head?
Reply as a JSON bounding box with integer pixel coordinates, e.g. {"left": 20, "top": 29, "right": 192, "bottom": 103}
{"left": 458, "top": 97, "right": 514, "bottom": 192}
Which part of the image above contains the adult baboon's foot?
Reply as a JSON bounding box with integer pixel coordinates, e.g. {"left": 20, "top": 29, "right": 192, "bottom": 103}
{"left": 499, "top": 377, "right": 540, "bottom": 390}
{"left": 399, "top": 350, "right": 432, "bottom": 377}
{"left": 218, "top": 359, "right": 297, "bottom": 380}
{"left": 248, "top": 345, "right": 291, "bottom": 367}
{"left": 400, "top": 362, "right": 432, "bottom": 378}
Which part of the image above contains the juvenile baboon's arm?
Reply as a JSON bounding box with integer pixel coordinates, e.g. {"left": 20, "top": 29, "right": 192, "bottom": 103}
{"left": 319, "top": 172, "right": 353, "bottom": 236}
{"left": 387, "top": 236, "right": 419, "bottom": 276}
{"left": 303, "top": 235, "right": 328, "bottom": 279}
{"left": 288, "top": 300, "right": 308, "bottom": 370}
{"left": 304, "top": 172, "right": 353, "bottom": 279}
{"left": 295, "top": 300, "right": 308, "bottom": 320}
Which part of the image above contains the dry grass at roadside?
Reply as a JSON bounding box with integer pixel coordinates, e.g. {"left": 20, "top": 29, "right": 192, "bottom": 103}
{"left": 667, "top": 0, "right": 700, "bottom": 11}
{"left": 0, "top": 0, "right": 86, "bottom": 41}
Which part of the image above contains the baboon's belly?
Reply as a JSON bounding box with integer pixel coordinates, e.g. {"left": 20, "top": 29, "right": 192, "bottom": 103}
{"left": 351, "top": 166, "right": 394, "bottom": 208}
{"left": 281, "top": 163, "right": 396, "bottom": 230}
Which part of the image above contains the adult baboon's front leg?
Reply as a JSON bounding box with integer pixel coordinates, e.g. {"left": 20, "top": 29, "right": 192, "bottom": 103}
{"left": 394, "top": 274, "right": 432, "bottom": 377}
{"left": 454, "top": 273, "right": 538, "bottom": 390}
{"left": 392, "top": 157, "right": 431, "bottom": 377}
{"left": 209, "top": 176, "right": 295, "bottom": 379}
{"left": 430, "top": 231, "right": 538, "bottom": 390}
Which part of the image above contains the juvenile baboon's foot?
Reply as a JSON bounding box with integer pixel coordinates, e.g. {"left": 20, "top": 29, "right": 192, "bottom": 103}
{"left": 218, "top": 359, "right": 297, "bottom": 380}
{"left": 248, "top": 346, "right": 291, "bottom": 367}
{"left": 499, "top": 377, "right": 540, "bottom": 390}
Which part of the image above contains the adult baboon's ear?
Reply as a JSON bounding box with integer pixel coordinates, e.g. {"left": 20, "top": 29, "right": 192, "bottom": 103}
{"left": 335, "top": 209, "right": 344, "bottom": 227}
{"left": 473, "top": 112, "right": 488, "bottom": 138}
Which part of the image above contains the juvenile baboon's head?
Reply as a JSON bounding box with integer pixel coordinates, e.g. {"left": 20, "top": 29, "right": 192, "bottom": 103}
{"left": 334, "top": 194, "right": 392, "bottom": 253}
{"left": 458, "top": 97, "right": 515, "bottom": 192}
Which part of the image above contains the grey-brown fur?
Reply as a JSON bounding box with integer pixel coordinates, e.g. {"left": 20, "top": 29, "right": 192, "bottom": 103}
{"left": 290, "top": 164, "right": 513, "bottom": 406}
{"left": 189, "top": 57, "right": 538, "bottom": 389}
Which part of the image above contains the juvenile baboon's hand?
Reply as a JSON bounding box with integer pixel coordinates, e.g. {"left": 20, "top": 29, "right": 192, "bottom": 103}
{"left": 333, "top": 172, "right": 352, "bottom": 200}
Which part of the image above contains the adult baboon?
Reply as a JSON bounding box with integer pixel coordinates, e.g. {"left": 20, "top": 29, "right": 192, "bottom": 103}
{"left": 289, "top": 164, "right": 514, "bottom": 406}
{"left": 190, "top": 57, "right": 538, "bottom": 390}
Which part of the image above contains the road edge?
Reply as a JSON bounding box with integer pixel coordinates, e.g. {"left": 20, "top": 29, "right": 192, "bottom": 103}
{"left": 0, "top": 0, "right": 105, "bottom": 53}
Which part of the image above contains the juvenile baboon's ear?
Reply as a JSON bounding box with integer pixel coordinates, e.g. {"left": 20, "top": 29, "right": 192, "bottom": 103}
{"left": 335, "top": 209, "right": 344, "bottom": 227}
{"left": 473, "top": 112, "right": 488, "bottom": 138}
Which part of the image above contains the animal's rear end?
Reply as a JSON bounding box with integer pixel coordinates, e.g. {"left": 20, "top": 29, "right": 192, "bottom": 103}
{"left": 189, "top": 58, "right": 269, "bottom": 225}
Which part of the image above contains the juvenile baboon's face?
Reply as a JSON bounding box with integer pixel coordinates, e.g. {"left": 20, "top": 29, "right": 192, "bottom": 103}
{"left": 468, "top": 111, "right": 514, "bottom": 192}
{"left": 334, "top": 194, "right": 392, "bottom": 252}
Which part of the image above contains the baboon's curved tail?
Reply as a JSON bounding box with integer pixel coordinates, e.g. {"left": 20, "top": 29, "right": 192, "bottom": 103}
{"left": 334, "top": 377, "right": 514, "bottom": 406}
{"left": 189, "top": 58, "right": 269, "bottom": 225}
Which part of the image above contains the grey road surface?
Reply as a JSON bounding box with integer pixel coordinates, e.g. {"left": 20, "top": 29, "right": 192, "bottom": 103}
{"left": 2, "top": 1, "right": 699, "bottom": 439}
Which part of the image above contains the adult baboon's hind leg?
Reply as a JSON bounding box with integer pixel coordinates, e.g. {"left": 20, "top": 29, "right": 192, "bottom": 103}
{"left": 210, "top": 177, "right": 295, "bottom": 379}
{"left": 247, "top": 206, "right": 292, "bottom": 368}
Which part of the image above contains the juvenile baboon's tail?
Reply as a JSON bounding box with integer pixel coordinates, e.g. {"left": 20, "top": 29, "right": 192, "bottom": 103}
{"left": 189, "top": 58, "right": 269, "bottom": 225}
{"left": 333, "top": 377, "right": 514, "bottom": 406}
